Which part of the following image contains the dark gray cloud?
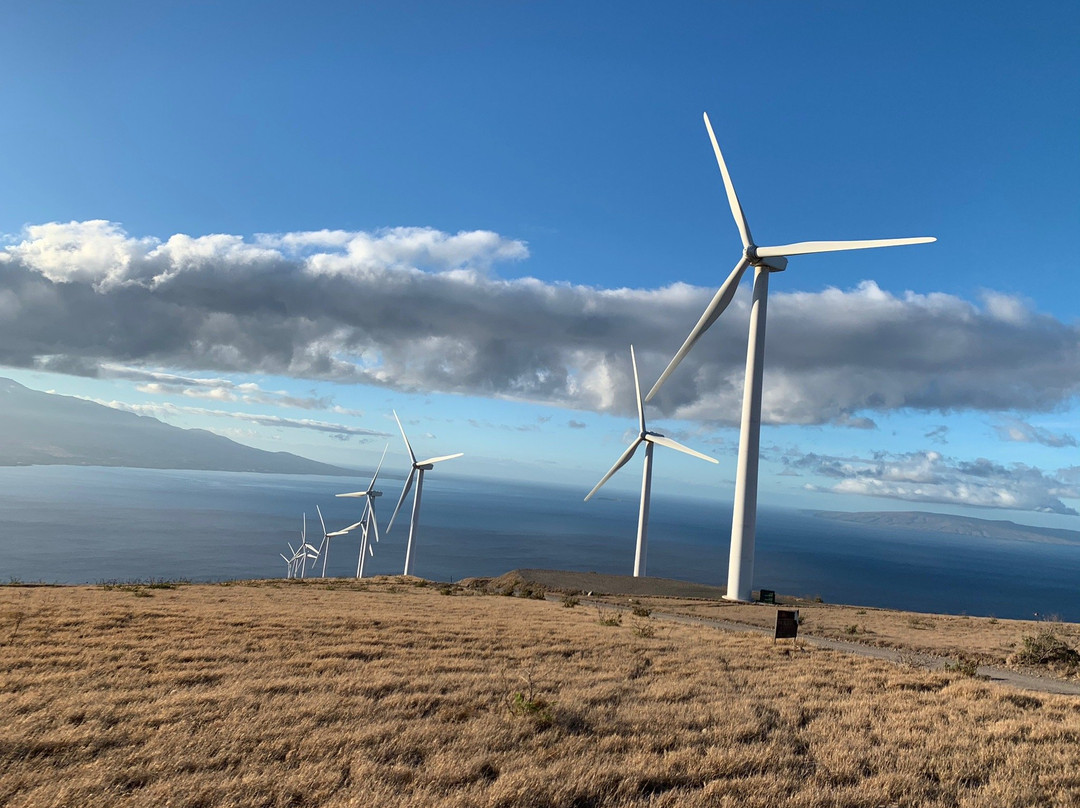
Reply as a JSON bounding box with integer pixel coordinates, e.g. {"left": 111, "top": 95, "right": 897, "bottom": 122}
{"left": 3, "top": 221, "right": 1079, "bottom": 426}
{"left": 787, "top": 449, "right": 1080, "bottom": 515}
{"left": 994, "top": 418, "right": 1078, "bottom": 448}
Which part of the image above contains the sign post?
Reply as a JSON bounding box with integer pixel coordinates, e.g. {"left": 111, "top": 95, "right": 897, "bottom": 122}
{"left": 774, "top": 609, "right": 799, "bottom": 643}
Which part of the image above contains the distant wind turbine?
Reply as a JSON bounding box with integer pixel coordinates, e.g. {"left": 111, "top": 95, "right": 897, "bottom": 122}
{"left": 585, "top": 345, "right": 718, "bottom": 577}
{"left": 311, "top": 504, "right": 363, "bottom": 578}
{"left": 296, "top": 513, "right": 319, "bottom": 579}
{"left": 646, "top": 112, "right": 935, "bottom": 602}
{"left": 336, "top": 444, "right": 388, "bottom": 578}
{"left": 386, "top": 412, "right": 463, "bottom": 576}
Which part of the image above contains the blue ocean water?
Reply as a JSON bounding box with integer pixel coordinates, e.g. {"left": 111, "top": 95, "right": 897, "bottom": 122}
{"left": 2, "top": 465, "right": 1079, "bottom": 621}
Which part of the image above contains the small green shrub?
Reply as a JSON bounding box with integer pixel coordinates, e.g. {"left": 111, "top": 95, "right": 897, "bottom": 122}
{"left": 631, "top": 620, "right": 655, "bottom": 638}
{"left": 561, "top": 595, "right": 580, "bottom": 608}
{"left": 597, "top": 607, "right": 622, "bottom": 627}
{"left": 945, "top": 655, "right": 980, "bottom": 677}
{"left": 1014, "top": 630, "right": 1080, "bottom": 667}
{"left": 631, "top": 605, "right": 652, "bottom": 618}
{"left": 510, "top": 692, "right": 552, "bottom": 727}
{"left": 845, "top": 624, "right": 859, "bottom": 635}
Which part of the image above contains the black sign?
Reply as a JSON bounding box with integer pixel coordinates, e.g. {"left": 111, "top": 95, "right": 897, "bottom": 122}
{"left": 759, "top": 589, "right": 776, "bottom": 604}
{"left": 775, "top": 609, "right": 799, "bottom": 640}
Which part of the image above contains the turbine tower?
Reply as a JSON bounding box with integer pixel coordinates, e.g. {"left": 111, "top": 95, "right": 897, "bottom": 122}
{"left": 646, "top": 112, "right": 935, "bottom": 602}
{"left": 387, "top": 412, "right": 463, "bottom": 576}
{"left": 336, "top": 444, "right": 388, "bottom": 578}
{"left": 586, "top": 345, "right": 718, "bottom": 576}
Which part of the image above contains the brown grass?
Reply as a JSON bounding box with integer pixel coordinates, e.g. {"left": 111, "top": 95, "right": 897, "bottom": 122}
{"left": 3, "top": 578, "right": 1080, "bottom": 807}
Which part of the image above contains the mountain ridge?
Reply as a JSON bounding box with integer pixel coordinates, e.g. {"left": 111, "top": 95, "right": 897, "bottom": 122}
{"left": 0, "top": 376, "right": 360, "bottom": 476}
{"left": 813, "top": 509, "right": 1080, "bottom": 545}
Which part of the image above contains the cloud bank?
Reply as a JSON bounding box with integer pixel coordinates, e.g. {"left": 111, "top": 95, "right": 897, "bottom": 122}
{"left": 3, "top": 220, "right": 1079, "bottom": 426}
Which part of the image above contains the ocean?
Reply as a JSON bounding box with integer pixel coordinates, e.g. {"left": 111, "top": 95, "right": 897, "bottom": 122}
{"left": 2, "top": 465, "right": 1079, "bottom": 621}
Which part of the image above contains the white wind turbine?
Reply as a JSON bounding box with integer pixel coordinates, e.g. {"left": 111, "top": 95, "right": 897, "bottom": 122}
{"left": 646, "top": 112, "right": 935, "bottom": 602}
{"left": 386, "top": 412, "right": 463, "bottom": 576}
{"left": 311, "top": 505, "right": 363, "bottom": 578}
{"left": 585, "top": 345, "right": 718, "bottom": 577}
{"left": 336, "top": 444, "right": 389, "bottom": 578}
{"left": 296, "top": 513, "right": 320, "bottom": 579}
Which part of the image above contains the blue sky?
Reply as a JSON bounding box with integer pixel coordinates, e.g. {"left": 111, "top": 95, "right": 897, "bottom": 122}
{"left": 1, "top": 1, "right": 1078, "bottom": 526}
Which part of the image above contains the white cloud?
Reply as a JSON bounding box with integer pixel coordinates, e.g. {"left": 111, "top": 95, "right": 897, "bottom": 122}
{"left": 994, "top": 418, "right": 1078, "bottom": 448}
{"left": 3, "top": 221, "right": 1080, "bottom": 426}
{"left": 789, "top": 449, "right": 1080, "bottom": 515}
{"left": 86, "top": 397, "right": 388, "bottom": 439}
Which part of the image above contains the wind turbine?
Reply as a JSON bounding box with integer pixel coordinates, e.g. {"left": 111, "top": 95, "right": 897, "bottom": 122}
{"left": 646, "top": 112, "right": 935, "bottom": 602}
{"left": 311, "top": 505, "right": 363, "bottom": 578}
{"left": 585, "top": 345, "right": 718, "bottom": 577}
{"left": 336, "top": 444, "right": 388, "bottom": 578}
{"left": 296, "top": 513, "right": 319, "bottom": 579}
{"left": 386, "top": 411, "right": 463, "bottom": 576}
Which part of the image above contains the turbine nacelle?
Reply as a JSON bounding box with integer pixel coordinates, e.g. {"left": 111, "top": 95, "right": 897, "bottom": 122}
{"left": 746, "top": 247, "right": 787, "bottom": 271}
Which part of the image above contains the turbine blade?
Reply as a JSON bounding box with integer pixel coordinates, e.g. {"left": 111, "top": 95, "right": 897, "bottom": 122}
{"left": 387, "top": 469, "right": 417, "bottom": 534}
{"left": 335, "top": 491, "right": 365, "bottom": 498}
{"left": 287, "top": 542, "right": 297, "bottom": 555}
{"left": 280, "top": 554, "right": 290, "bottom": 562}
{"left": 703, "top": 112, "right": 753, "bottom": 248}
{"left": 584, "top": 438, "right": 644, "bottom": 501}
{"left": 317, "top": 505, "right": 327, "bottom": 537}
{"left": 645, "top": 256, "right": 750, "bottom": 402}
{"left": 755, "top": 237, "right": 936, "bottom": 258}
{"left": 302, "top": 512, "right": 306, "bottom": 541}
{"left": 393, "top": 410, "right": 417, "bottom": 464}
{"left": 630, "top": 345, "right": 646, "bottom": 434}
{"left": 368, "top": 543, "right": 375, "bottom": 557}
{"left": 644, "top": 433, "right": 719, "bottom": 463}
{"left": 418, "top": 452, "right": 464, "bottom": 466}
{"left": 370, "top": 443, "right": 388, "bottom": 488}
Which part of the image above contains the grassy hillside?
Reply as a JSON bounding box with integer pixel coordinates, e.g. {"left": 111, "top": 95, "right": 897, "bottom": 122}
{"left": 2, "top": 578, "right": 1080, "bottom": 807}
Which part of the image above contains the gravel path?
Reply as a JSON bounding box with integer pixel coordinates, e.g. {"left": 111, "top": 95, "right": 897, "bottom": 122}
{"left": 517, "top": 568, "right": 1080, "bottom": 696}
{"left": 633, "top": 604, "right": 1080, "bottom": 696}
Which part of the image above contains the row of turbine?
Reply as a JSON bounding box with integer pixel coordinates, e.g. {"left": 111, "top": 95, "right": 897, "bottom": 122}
{"left": 279, "top": 410, "right": 463, "bottom": 579}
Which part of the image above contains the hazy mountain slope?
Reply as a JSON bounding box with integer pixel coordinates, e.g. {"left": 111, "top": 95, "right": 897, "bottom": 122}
{"left": 0, "top": 377, "right": 358, "bottom": 475}
{"left": 814, "top": 509, "right": 1080, "bottom": 545}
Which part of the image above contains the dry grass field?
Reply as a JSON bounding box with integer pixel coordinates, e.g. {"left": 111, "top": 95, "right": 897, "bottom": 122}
{"left": 3, "top": 577, "right": 1080, "bottom": 807}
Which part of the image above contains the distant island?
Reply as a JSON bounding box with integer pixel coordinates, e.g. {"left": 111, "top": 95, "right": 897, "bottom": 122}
{"left": 813, "top": 509, "right": 1080, "bottom": 546}
{"left": 0, "top": 377, "right": 359, "bottom": 476}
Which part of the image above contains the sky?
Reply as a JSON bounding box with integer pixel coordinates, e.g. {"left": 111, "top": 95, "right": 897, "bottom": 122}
{"left": 1, "top": 1, "right": 1078, "bottom": 528}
